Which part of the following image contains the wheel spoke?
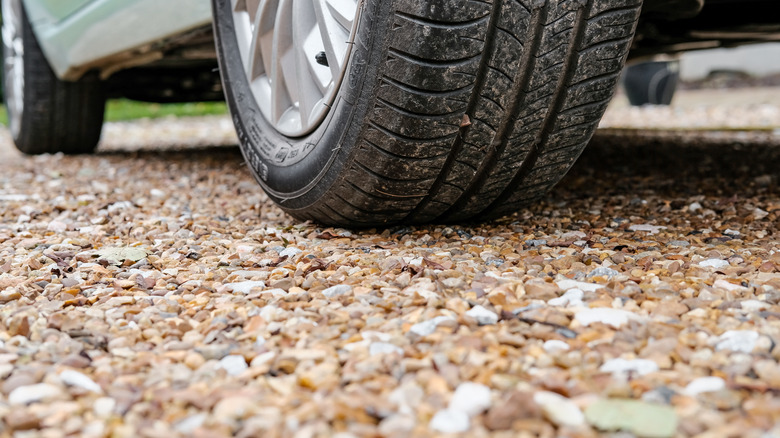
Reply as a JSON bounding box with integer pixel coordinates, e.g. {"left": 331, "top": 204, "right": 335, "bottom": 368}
{"left": 311, "top": 0, "right": 344, "bottom": 80}
{"left": 229, "top": 0, "right": 358, "bottom": 136}
{"left": 270, "top": 0, "right": 296, "bottom": 125}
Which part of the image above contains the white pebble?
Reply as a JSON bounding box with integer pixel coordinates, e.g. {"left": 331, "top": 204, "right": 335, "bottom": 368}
{"left": 599, "top": 358, "right": 659, "bottom": 376}
{"left": 429, "top": 408, "right": 470, "bottom": 433}
{"left": 628, "top": 224, "right": 666, "bottom": 234}
{"left": 279, "top": 247, "right": 302, "bottom": 258}
{"left": 9, "top": 383, "right": 64, "bottom": 405}
{"left": 323, "top": 284, "right": 352, "bottom": 298}
{"left": 683, "top": 377, "right": 726, "bottom": 396}
{"left": 556, "top": 279, "right": 604, "bottom": 293}
{"left": 740, "top": 300, "right": 770, "bottom": 312}
{"left": 60, "top": 370, "right": 103, "bottom": 393}
{"left": 218, "top": 355, "right": 248, "bottom": 376}
{"left": 47, "top": 220, "right": 68, "bottom": 232}
{"left": 409, "top": 316, "right": 454, "bottom": 336}
{"left": 715, "top": 330, "right": 759, "bottom": 353}
{"left": 548, "top": 289, "right": 584, "bottom": 307}
{"left": 712, "top": 279, "right": 747, "bottom": 292}
{"left": 699, "top": 259, "right": 730, "bottom": 269}
{"left": 175, "top": 413, "right": 207, "bottom": 434}
{"left": 574, "top": 308, "right": 636, "bottom": 328}
{"left": 465, "top": 305, "right": 498, "bottom": 325}
{"left": 224, "top": 280, "right": 265, "bottom": 294}
{"left": 533, "top": 391, "right": 585, "bottom": 428}
{"left": 250, "top": 351, "right": 277, "bottom": 368}
{"left": 369, "top": 342, "right": 404, "bottom": 356}
{"left": 543, "top": 340, "right": 571, "bottom": 354}
{"left": 93, "top": 397, "right": 116, "bottom": 417}
{"left": 449, "top": 382, "right": 492, "bottom": 416}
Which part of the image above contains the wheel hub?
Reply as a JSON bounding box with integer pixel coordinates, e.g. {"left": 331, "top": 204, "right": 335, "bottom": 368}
{"left": 231, "top": 0, "right": 360, "bottom": 137}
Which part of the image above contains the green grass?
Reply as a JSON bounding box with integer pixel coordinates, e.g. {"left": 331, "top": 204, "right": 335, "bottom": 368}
{"left": 104, "top": 99, "right": 228, "bottom": 121}
{"left": 0, "top": 99, "right": 228, "bottom": 126}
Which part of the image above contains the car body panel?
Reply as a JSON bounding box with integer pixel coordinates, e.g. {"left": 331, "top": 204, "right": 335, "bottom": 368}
{"left": 23, "top": 0, "right": 211, "bottom": 80}
{"left": 24, "top": 0, "right": 92, "bottom": 23}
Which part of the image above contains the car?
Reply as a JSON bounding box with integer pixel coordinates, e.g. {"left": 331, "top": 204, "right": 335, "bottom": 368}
{"left": 3, "top": 0, "right": 777, "bottom": 226}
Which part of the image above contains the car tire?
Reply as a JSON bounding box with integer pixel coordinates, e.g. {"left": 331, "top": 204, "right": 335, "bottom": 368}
{"left": 624, "top": 60, "right": 679, "bottom": 106}
{"left": 213, "top": 0, "right": 642, "bottom": 226}
{"left": 2, "top": 0, "right": 106, "bottom": 155}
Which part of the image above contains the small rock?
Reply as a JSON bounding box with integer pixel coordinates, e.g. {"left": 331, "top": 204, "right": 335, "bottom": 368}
{"left": 585, "top": 399, "right": 677, "bottom": 438}
{"left": 409, "top": 316, "right": 455, "bottom": 337}
{"left": 449, "top": 382, "right": 492, "bottom": 416}
{"left": 556, "top": 279, "right": 604, "bottom": 293}
{"left": 574, "top": 308, "right": 637, "bottom": 329}
{"left": 688, "top": 202, "right": 702, "bottom": 212}
{"left": 213, "top": 396, "right": 254, "bottom": 422}
{"left": 175, "top": 413, "right": 207, "bottom": 434}
{"left": 600, "top": 358, "right": 659, "bottom": 376}
{"left": 93, "top": 397, "right": 116, "bottom": 417}
{"left": 224, "top": 280, "right": 265, "bottom": 294}
{"left": 279, "top": 247, "right": 302, "bottom": 258}
{"left": 218, "top": 355, "right": 248, "bottom": 376}
{"left": 429, "top": 408, "right": 470, "bottom": 433}
{"left": 668, "top": 240, "right": 690, "bottom": 247}
{"left": 548, "top": 289, "right": 584, "bottom": 307}
{"left": 723, "top": 229, "right": 741, "bottom": 237}
{"left": 699, "top": 258, "right": 729, "bottom": 269}
{"left": 715, "top": 330, "right": 759, "bottom": 353}
{"left": 542, "top": 340, "right": 571, "bottom": 354}
{"left": 683, "top": 377, "right": 726, "bottom": 396}
{"left": 322, "top": 284, "right": 352, "bottom": 298}
{"left": 712, "top": 279, "right": 747, "bottom": 292}
{"left": 629, "top": 224, "right": 666, "bottom": 234}
{"left": 369, "top": 342, "right": 403, "bottom": 356}
{"left": 9, "top": 383, "right": 65, "bottom": 405}
{"left": 485, "top": 391, "right": 539, "bottom": 431}
{"left": 59, "top": 370, "right": 102, "bottom": 393}
{"left": 753, "top": 208, "right": 769, "bottom": 220}
{"left": 47, "top": 220, "right": 68, "bottom": 232}
{"left": 465, "top": 305, "right": 498, "bottom": 325}
{"left": 533, "top": 391, "right": 585, "bottom": 428}
{"left": 587, "top": 267, "right": 620, "bottom": 279}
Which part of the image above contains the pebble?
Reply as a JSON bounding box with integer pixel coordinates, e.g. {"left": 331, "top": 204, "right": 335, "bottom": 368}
{"left": 59, "top": 370, "right": 102, "bottom": 393}
{"left": 8, "top": 383, "right": 65, "bottom": 405}
{"left": 465, "top": 305, "right": 499, "bottom": 325}
{"left": 683, "top": 377, "right": 726, "bottom": 396}
{"left": 629, "top": 224, "right": 666, "bottom": 234}
{"left": 574, "top": 308, "right": 637, "bottom": 328}
{"left": 218, "top": 355, "right": 249, "bottom": 376}
{"left": 533, "top": 391, "right": 585, "bottom": 428}
{"left": 548, "top": 289, "right": 584, "bottom": 307}
{"left": 224, "top": 280, "right": 266, "bottom": 294}
{"left": 369, "top": 342, "right": 404, "bottom": 356}
{"left": 279, "top": 247, "right": 302, "bottom": 258}
{"left": 557, "top": 279, "right": 604, "bottom": 293}
{"left": 542, "top": 340, "right": 571, "bottom": 354}
{"left": 175, "top": 413, "right": 207, "bottom": 434}
{"left": 600, "top": 358, "right": 660, "bottom": 376}
{"left": 429, "top": 408, "right": 470, "bottom": 433}
{"left": 409, "top": 316, "right": 455, "bottom": 336}
{"left": 715, "top": 330, "right": 759, "bottom": 353}
{"left": 699, "top": 259, "right": 730, "bottom": 269}
{"left": 587, "top": 267, "right": 620, "bottom": 279}
{"left": 322, "top": 284, "right": 352, "bottom": 298}
{"left": 449, "top": 382, "right": 492, "bottom": 416}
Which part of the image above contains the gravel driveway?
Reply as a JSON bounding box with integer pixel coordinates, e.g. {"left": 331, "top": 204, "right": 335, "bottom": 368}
{"left": 0, "top": 93, "right": 779, "bottom": 437}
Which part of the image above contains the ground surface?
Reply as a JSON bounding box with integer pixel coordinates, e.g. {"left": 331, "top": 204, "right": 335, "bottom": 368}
{"left": 0, "top": 88, "right": 779, "bottom": 437}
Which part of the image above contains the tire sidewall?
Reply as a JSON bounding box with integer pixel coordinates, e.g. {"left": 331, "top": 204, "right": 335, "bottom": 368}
{"left": 212, "top": 0, "right": 386, "bottom": 212}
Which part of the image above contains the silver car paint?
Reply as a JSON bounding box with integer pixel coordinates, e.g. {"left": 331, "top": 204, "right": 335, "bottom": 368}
{"left": 23, "top": 0, "right": 211, "bottom": 80}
